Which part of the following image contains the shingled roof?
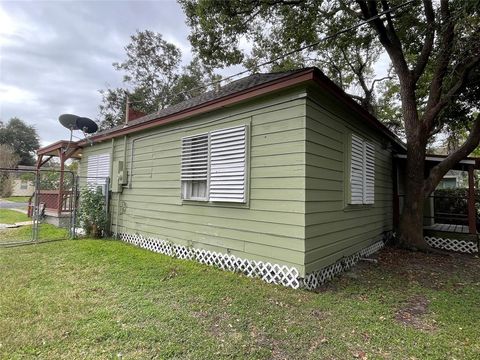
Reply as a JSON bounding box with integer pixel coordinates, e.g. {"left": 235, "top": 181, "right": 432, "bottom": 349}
{"left": 94, "top": 69, "right": 306, "bottom": 138}
{"left": 72, "top": 67, "right": 404, "bottom": 150}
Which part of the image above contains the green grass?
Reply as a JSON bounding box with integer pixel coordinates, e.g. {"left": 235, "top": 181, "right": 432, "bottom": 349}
{"left": 0, "top": 241, "right": 479, "bottom": 359}
{"left": 0, "top": 209, "right": 30, "bottom": 224}
{"left": 0, "top": 224, "right": 69, "bottom": 243}
{"left": 1, "top": 196, "right": 31, "bottom": 203}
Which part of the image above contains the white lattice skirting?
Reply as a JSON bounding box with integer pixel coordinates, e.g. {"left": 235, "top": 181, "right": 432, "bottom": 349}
{"left": 118, "top": 233, "right": 386, "bottom": 290}
{"left": 118, "top": 233, "right": 301, "bottom": 288}
{"left": 302, "top": 240, "right": 385, "bottom": 290}
{"left": 425, "top": 236, "right": 478, "bottom": 254}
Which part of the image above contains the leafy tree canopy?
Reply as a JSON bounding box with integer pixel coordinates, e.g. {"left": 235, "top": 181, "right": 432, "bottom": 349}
{"left": 0, "top": 117, "right": 40, "bottom": 166}
{"left": 180, "top": 0, "right": 386, "bottom": 114}
{"left": 99, "top": 30, "right": 218, "bottom": 129}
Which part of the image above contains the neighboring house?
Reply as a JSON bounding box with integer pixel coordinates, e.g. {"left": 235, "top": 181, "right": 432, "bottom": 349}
{"left": 36, "top": 67, "right": 478, "bottom": 288}
{"left": 11, "top": 165, "right": 35, "bottom": 197}
{"left": 436, "top": 170, "right": 463, "bottom": 189}
{"left": 11, "top": 178, "right": 35, "bottom": 197}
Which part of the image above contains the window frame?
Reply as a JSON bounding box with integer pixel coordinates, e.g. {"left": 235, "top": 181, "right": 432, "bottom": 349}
{"left": 181, "top": 132, "right": 210, "bottom": 202}
{"left": 181, "top": 124, "right": 248, "bottom": 205}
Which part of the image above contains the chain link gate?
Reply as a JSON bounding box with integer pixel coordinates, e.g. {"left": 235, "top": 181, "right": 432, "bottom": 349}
{"left": 1, "top": 168, "right": 110, "bottom": 246}
{"left": 1, "top": 167, "right": 38, "bottom": 246}
{"left": 32, "top": 169, "right": 76, "bottom": 243}
{"left": 0, "top": 168, "right": 75, "bottom": 246}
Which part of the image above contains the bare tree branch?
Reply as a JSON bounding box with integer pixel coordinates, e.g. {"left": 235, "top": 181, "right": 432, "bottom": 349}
{"left": 356, "top": 0, "right": 410, "bottom": 79}
{"left": 347, "top": 93, "right": 365, "bottom": 102}
{"left": 424, "top": 0, "right": 455, "bottom": 117}
{"left": 424, "top": 112, "right": 480, "bottom": 195}
{"left": 369, "top": 76, "right": 392, "bottom": 92}
{"left": 412, "top": 0, "right": 435, "bottom": 83}
{"left": 423, "top": 54, "right": 480, "bottom": 132}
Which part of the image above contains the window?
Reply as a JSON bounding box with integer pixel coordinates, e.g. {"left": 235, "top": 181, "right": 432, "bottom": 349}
{"left": 20, "top": 179, "right": 28, "bottom": 190}
{"left": 349, "top": 134, "right": 375, "bottom": 205}
{"left": 87, "top": 153, "right": 111, "bottom": 189}
{"left": 181, "top": 125, "right": 247, "bottom": 203}
{"left": 181, "top": 134, "right": 209, "bottom": 200}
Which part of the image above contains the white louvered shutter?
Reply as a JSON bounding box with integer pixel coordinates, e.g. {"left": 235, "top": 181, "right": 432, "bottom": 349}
{"left": 363, "top": 142, "right": 375, "bottom": 204}
{"left": 87, "top": 153, "right": 110, "bottom": 187}
{"left": 181, "top": 134, "right": 209, "bottom": 199}
{"left": 87, "top": 155, "right": 98, "bottom": 185}
{"left": 209, "top": 125, "right": 247, "bottom": 202}
{"left": 350, "top": 134, "right": 364, "bottom": 204}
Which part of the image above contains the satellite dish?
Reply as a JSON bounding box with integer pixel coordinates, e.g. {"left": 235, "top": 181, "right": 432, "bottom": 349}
{"left": 76, "top": 117, "right": 98, "bottom": 134}
{"left": 58, "top": 113, "right": 98, "bottom": 153}
{"left": 59, "top": 114, "right": 80, "bottom": 130}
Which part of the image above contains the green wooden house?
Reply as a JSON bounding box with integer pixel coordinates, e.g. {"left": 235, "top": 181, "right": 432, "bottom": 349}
{"left": 36, "top": 67, "right": 478, "bottom": 289}
{"left": 80, "top": 67, "right": 402, "bottom": 289}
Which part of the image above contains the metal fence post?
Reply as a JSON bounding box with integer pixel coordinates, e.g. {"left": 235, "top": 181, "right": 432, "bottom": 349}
{"left": 105, "top": 177, "right": 110, "bottom": 238}
{"left": 71, "top": 175, "right": 79, "bottom": 239}
{"left": 32, "top": 170, "right": 41, "bottom": 243}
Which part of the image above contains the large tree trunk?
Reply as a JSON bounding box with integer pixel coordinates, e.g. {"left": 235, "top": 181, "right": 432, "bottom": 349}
{"left": 398, "top": 141, "right": 429, "bottom": 250}
{"left": 396, "top": 78, "right": 430, "bottom": 250}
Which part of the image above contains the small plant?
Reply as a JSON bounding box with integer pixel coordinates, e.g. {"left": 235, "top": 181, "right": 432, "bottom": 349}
{"left": 78, "top": 187, "right": 107, "bottom": 238}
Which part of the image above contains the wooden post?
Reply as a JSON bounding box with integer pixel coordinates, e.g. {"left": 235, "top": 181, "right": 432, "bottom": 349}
{"left": 468, "top": 165, "right": 476, "bottom": 234}
{"left": 57, "top": 149, "right": 65, "bottom": 216}
{"left": 36, "top": 154, "right": 43, "bottom": 169}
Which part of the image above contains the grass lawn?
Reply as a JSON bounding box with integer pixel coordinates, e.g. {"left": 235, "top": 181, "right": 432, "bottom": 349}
{"left": 1, "top": 196, "right": 31, "bottom": 203}
{"left": 0, "top": 209, "right": 30, "bottom": 224}
{"left": 0, "top": 224, "right": 69, "bottom": 243}
{"left": 1, "top": 241, "right": 479, "bottom": 359}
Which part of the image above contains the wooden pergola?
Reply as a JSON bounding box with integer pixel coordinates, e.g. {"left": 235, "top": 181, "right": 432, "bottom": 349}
{"left": 35, "top": 140, "right": 83, "bottom": 216}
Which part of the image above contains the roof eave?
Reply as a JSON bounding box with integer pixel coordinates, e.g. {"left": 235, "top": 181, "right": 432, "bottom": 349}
{"left": 66, "top": 67, "right": 405, "bottom": 152}
{"left": 310, "top": 69, "right": 406, "bottom": 151}
{"left": 77, "top": 69, "right": 316, "bottom": 146}
{"left": 37, "top": 140, "right": 80, "bottom": 156}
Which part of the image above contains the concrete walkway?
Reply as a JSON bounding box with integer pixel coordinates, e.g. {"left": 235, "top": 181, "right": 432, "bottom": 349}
{"left": 0, "top": 200, "right": 31, "bottom": 229}
{"left": 0, "top": 221, "right": 33, "bottom": 229}
{"left": 0, "top": 199, "right": 28, "bottom": 214}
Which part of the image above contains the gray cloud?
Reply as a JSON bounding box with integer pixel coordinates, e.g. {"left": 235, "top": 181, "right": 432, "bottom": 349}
{"left": 0, "top": 0, "right": 191, "bottom": 146}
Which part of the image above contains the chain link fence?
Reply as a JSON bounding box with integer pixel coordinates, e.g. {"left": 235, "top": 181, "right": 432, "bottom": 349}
{"left": 0, "top": 168, "right": 109, "bottom": 246}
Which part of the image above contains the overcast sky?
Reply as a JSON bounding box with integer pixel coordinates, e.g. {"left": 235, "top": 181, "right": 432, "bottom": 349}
{"left": 0, "top": 0, "right": 193, "bottom": 147}
{"left": 0, "top": 0, "right": 392, "bottom": 149}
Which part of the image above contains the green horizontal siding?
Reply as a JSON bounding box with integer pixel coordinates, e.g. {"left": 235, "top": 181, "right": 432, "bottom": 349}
{"left": 80, "top": 83, "right": 397, "bottom": 279}
{"left": 81, "top": 89, "right": 308, "bottom": 274}
{"left": 304, "top": 87, "right": 393, "bottom": 274}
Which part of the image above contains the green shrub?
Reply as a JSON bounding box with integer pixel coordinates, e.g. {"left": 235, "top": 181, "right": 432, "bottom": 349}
{"left": 78, "top": 187, "right": 107, "bottom": 238}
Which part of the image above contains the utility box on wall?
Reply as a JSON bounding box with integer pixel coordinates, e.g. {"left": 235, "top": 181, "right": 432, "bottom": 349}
{"left": 111, "top": 160, "right": 127, "bottom": 193}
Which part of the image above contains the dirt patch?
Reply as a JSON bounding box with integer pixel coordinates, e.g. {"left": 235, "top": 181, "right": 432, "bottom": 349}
{"left": 310, "top": 309, "right": 330, "bottom": 321}
{"left": 374, "top": 247, "right": 480, "bottom": 289}
{"left": 395, "top": 295, "right": 436, "bottom": 331}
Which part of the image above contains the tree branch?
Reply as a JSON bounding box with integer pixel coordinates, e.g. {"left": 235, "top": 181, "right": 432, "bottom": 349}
{"left": 340, "top": 46, "right": 370, "bottom": 97}
{"left": 347, "top": 93, "right": 365, "bottom": 102}
{"left": 424, "top": 0, "right": 455, "bottom": 114}
{"left": 369, "top": 76, "right": 392, "bottom": 92}
{"left": 423, "top": 54, "right": 480, "bottom": 132}
{"left": 424, "top": 112, "right": 480, "bottom": 195}
{"left": 356, "top": 0, "right": 410, "bottom": 78}
{"left": 412, "top": 0, "right": 435, "bottom": 83}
